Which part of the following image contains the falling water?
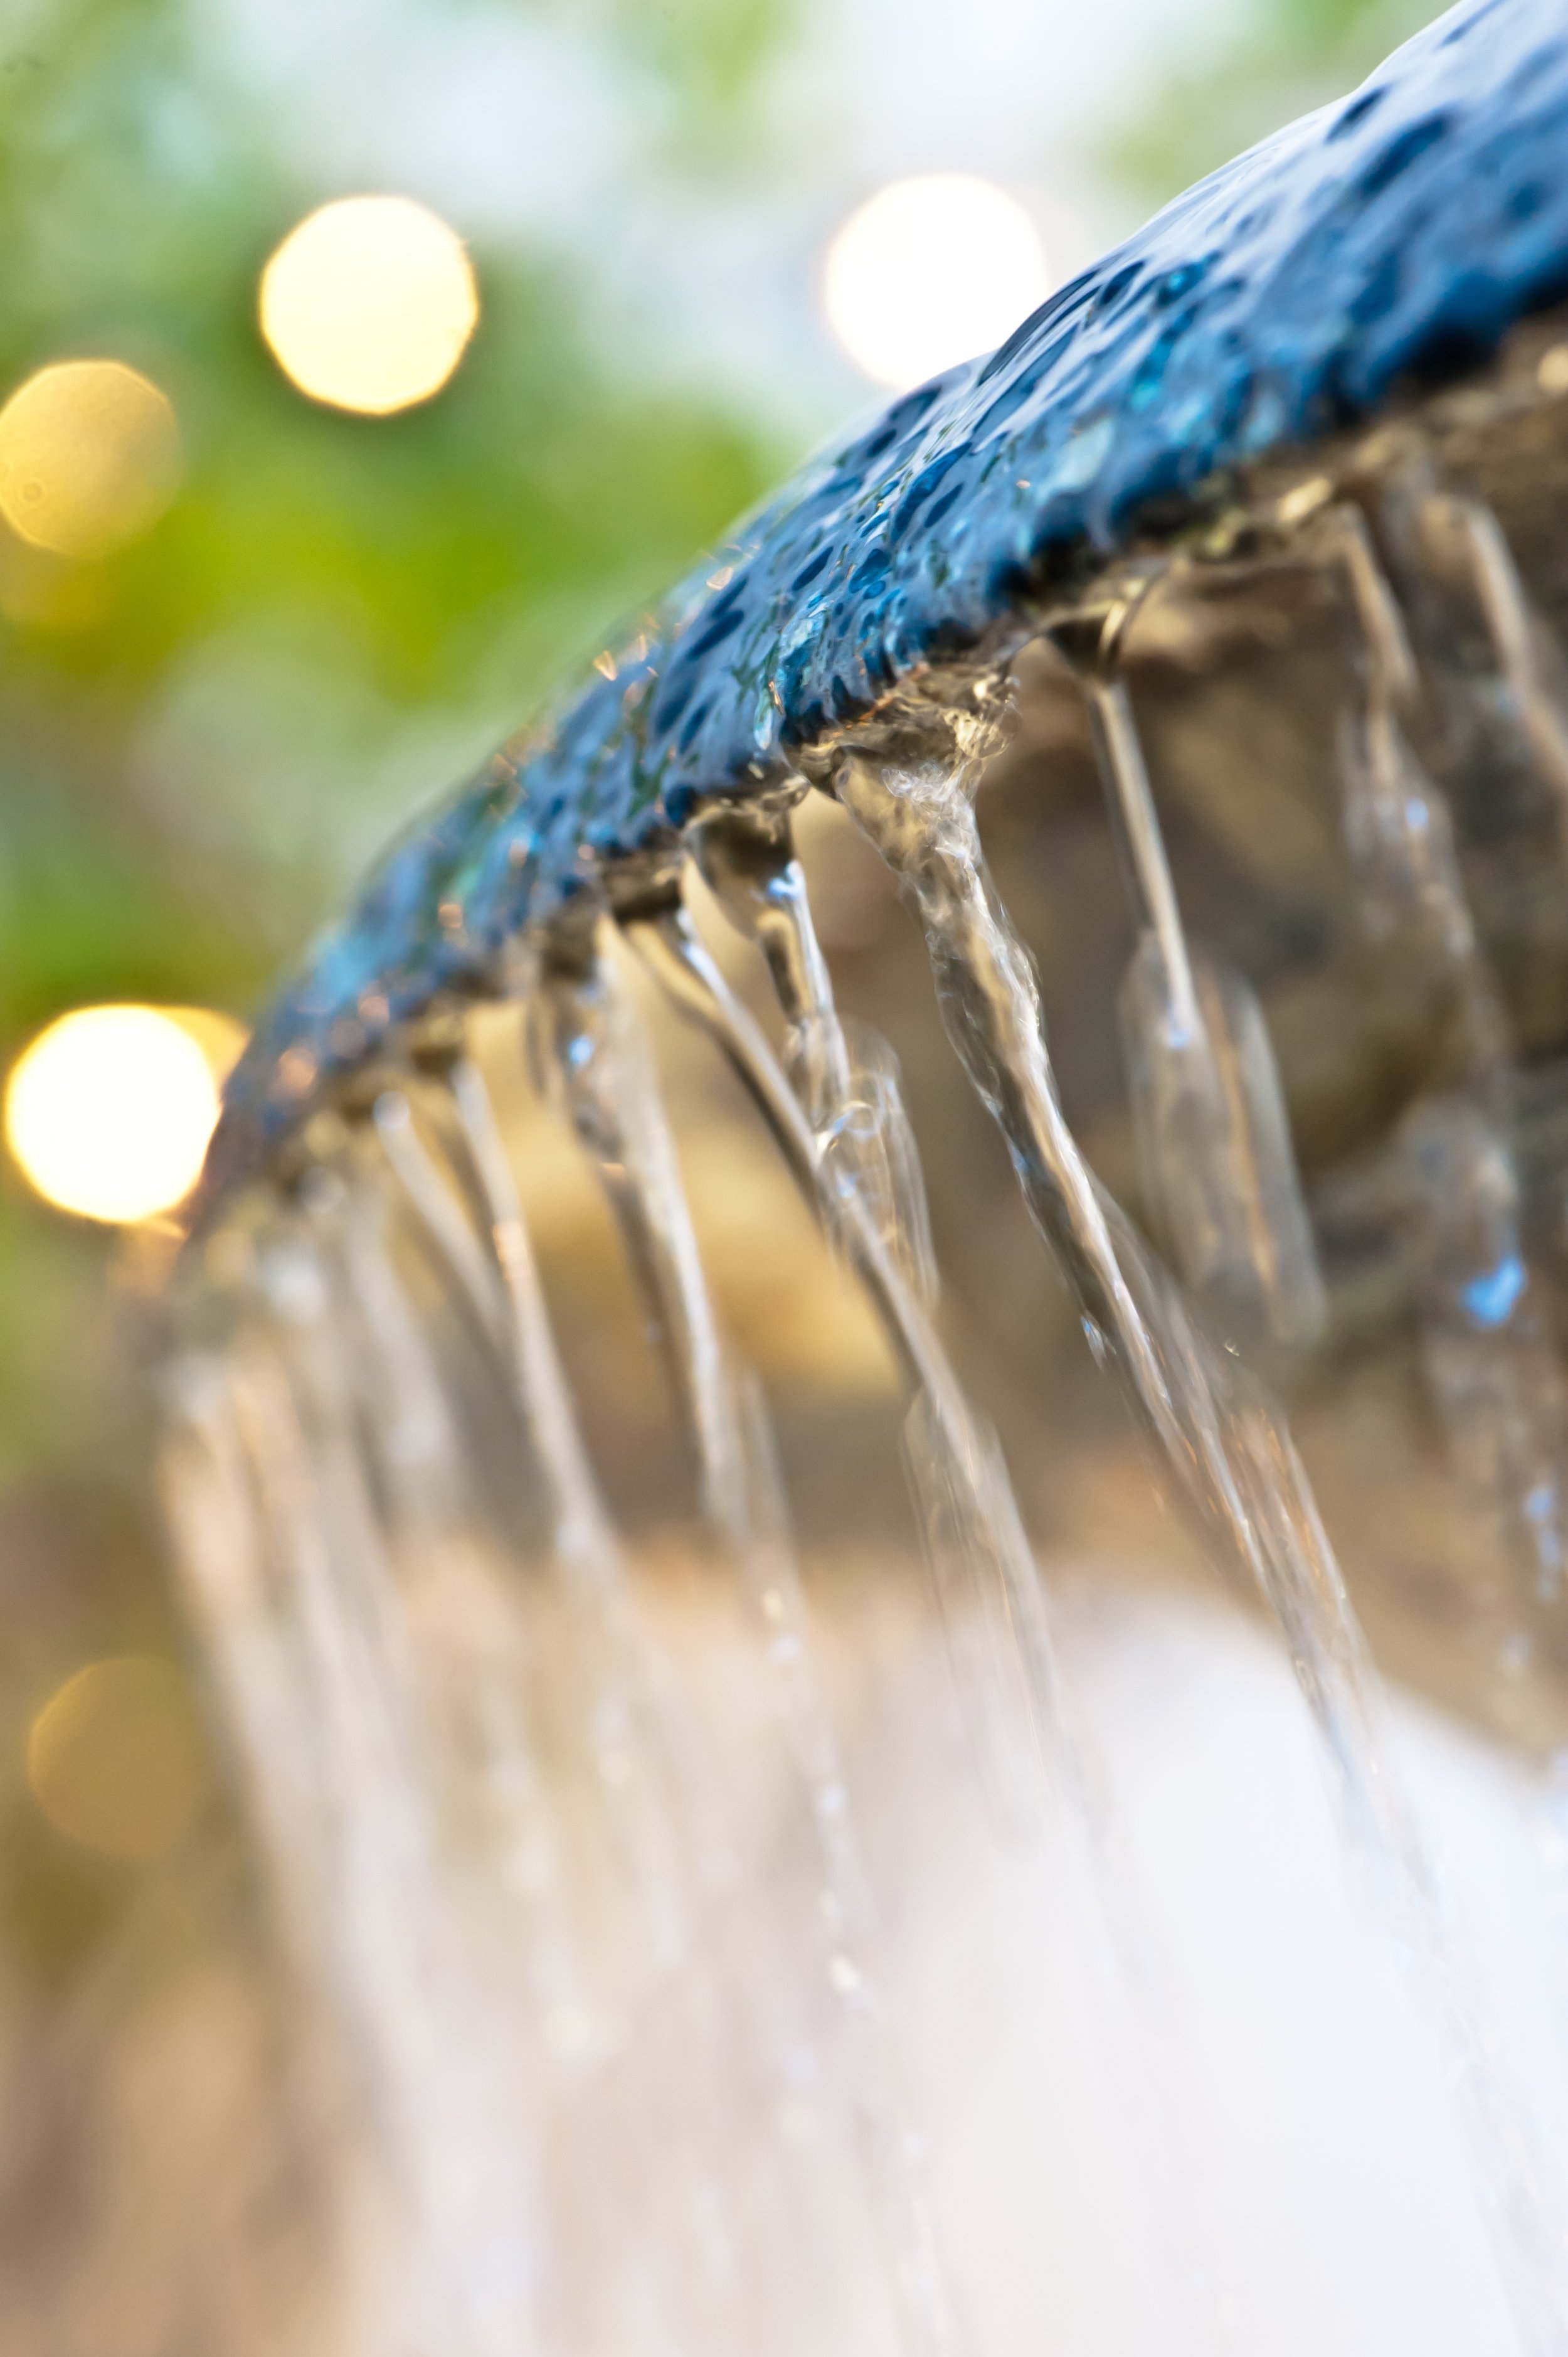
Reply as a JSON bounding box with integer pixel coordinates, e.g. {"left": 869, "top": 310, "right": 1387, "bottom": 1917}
{"left": 163, "top": 1237, "right": 554, "bottom": 2357}
{"left": 149, "top": 11, "right": 1568, "bottom": 2341}
{"left": 1330, "top": 480, "right": 1568, "bottom": 1625}
{"left": 681, "top": 795, "right": 1250, "bottom": 2349}
{"left": 164, "top": 462, "right": 1568, "bottom": 2350}
{"left": 835, "top": 730, "right": 1568, "bottom": 2351}
{"left": 538, "top": 928, "right": 961, "bottom": 2356}
{"left": 1053, "top": 591, "right": 1325, "bottom": 1356}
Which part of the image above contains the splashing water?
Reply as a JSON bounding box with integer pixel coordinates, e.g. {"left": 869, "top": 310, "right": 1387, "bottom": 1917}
{"left": 154, "top": 5, "right": 1568, "bottom": 2349}
{"left": 837, "top": 742, "right": 1567, "bottom": 2351}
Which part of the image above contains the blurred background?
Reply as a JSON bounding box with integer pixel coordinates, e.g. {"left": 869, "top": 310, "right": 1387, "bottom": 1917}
{"left": 0, "top": 0, "right": 1448, "bottom": 2346}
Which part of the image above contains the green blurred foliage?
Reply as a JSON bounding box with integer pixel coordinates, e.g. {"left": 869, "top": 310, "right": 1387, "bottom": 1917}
{"left": 0, "top": 0, "right": 790, "bottom": 1038}
{"left": 1103, "top": 0, "right": 1441, "bottom": 203}
{"left": 590, "top": 0, "right": 792, "bottom": 152}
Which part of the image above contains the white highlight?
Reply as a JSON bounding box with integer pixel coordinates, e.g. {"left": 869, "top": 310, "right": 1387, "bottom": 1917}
{"left": 824, "top": 174, "right": 1050, "bottom": 391}
{"left": 5, "top": 1005, "right": 226, "bottom": 1224}
{"left": 260, "top": 194, "right": 479, "bottom": 417}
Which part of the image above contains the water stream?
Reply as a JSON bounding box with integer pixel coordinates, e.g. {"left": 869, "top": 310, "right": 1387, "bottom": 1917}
{"left": 165, "top": 451, "right": 1568, "bottom": 2348}
{"left": 673, "top": 799, "right": 1249, "bottom": 2347}
{"left": 836, "top": 735, "right": 1567, "bottom": 2352}
{"left": 157, "top": 9, "right": 1568, "bottom": 2339}
{"left": 541, "top": 932, "right": 962, "bottom": 2354}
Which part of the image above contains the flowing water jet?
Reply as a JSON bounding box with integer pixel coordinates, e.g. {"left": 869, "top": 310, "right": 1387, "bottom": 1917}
{"left": 679, "top": 793, "right": 1248, "bottom": 2344}
{"left": 159, "top": 3, "right": 1568, "bottom": 2345}
{"left": 1052, "top": 580, "right": 1327, "bottom": 1354}
{"left": 837, "top": 740, "right": 1565, "bottom": 2344}
{"left": 541, "top": 924, "right": 964, "bottom": 2352}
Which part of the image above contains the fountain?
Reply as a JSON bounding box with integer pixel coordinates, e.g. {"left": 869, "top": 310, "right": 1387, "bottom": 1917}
{"left": 157, "top": 0, "right": 1568, "bottom": 2346}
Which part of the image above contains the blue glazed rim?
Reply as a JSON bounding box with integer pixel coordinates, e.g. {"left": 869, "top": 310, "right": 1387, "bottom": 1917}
{"left": 207, "top": 0, "right": 1568, "bottom": 1195}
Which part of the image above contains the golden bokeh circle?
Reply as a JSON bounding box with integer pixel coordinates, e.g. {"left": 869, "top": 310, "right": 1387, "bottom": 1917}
{"left": 0, "top": 359, "right": 181, "bottom": 560}
{"left": 4, "top": 1004, "right": 228, "bottom": 1225}
{"left": 259, "top": 194, "right": 479, "bottom": 415}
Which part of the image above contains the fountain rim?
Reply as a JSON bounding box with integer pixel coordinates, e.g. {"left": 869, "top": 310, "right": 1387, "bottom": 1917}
{"left": 203, "top": 0, "right": 1568, "bottom": 1207}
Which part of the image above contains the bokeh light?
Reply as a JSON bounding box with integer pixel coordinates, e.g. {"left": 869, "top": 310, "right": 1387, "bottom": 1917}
{"left": 0, "top": 359, "right": 182, "bottom": 560}
{"left": 4, "top": 1004, "right": 231, "bottom": 1225}
{"left": 824, "top": 175, "right": 1051, "bottom": 391}
{"left": 259, "top": 194, "right": 480, "bottom": 415}
{"left": 27, "top": 1656, "right": 209, "bottom": 1863}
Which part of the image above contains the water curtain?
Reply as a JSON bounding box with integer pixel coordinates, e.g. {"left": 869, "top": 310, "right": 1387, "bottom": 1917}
{"left": 162, "top": 3, "right": 1568, "bottom": 2348}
